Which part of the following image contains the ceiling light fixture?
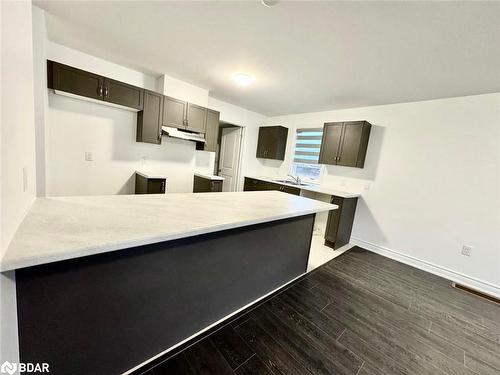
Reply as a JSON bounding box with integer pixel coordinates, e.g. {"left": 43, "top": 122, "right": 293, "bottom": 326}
{"left": 261, "top": 0, "right": 280, "bottom": 7}
{"left": 232, "top": 73, "right": 254, "bottom": 87}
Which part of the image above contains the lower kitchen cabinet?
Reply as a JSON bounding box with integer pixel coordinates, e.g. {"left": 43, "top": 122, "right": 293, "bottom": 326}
{"left": 135, "top": 173, "right": 166, "bottom": 194}
{"left": 324, "top": 196, "right": 358, "bottom": 249}
{"left": 193, "top": 175, "right": 223, "bottom": 193}
{"left": 243, "top": 177, "right": 300, "bottom": 195}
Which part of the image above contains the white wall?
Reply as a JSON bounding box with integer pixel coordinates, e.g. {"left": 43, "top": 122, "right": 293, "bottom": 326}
{"left": 264, "top": 93, "right": 500, "bottom": 295}
{"left": 1, "top": 0, "right": 37, "bottom": 366}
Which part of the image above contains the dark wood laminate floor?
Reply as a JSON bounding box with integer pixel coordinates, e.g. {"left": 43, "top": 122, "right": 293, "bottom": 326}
{"left": 142, "top": 247, "right": 500, "bottom": 375}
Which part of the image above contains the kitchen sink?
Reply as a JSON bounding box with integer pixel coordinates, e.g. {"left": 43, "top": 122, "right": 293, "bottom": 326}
{"left": 273, "top": 179, "right": 309, "bottom": 186}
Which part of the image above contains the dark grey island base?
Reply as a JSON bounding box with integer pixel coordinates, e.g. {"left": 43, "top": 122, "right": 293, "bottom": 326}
{"left": 16, "top": 214, "right": 315, "bottom": 375}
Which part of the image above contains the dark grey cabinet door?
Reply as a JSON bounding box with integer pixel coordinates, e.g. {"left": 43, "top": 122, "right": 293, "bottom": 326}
{"left": 318, "top": 122, "right": 343, "bottom": 165}
{"left": 325, "top": 196, "right": 343, "bottom": 245}
{"left": 137, "top": 90, "right": 163, "bottom": 144}
{"left": 103, "top": 78, "right": 144, "bottom": 110}
{"left": 324, "top": 196, "right": 358, "bottom": 249}
{"left": 337, "top": 121, "right": 364, "bottom": 167}
{"left": 135, "top": 174, "right": 166, "bottom": 194}
{"left": 147, "top": 179, "right": 166, "bottom": 194}
{"left": 50, "top": 61, "right": 104, "bottom": 100}
{"left": 163, "top": 96, "right": 187, "bottom": 129}
{"left": 186, "top": 103, "right": 207, "bottom": 133}
{"left": 256, "top": 126, "right": 288, "bottom": 160}
{"left": 204, "top": 109, "right": 220, "bottom": 152}
{"left": 319, "top": 121, "right": 371, "bottom": 168}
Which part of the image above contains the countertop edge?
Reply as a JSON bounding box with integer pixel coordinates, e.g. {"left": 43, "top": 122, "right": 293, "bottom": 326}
{"left": 0, "top": 204, "right": 337, "bottom": 272}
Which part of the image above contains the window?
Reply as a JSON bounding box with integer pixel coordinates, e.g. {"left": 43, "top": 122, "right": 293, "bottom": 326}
{"left": 291, "top": 128, "right": 324, "bottom": 183}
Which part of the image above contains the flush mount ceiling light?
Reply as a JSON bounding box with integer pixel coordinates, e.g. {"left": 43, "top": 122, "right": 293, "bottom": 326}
{"left": 232, "top": 73, "right": 255, "bottom": 87}
{"left": 261, "top": 0, "right": 280, "bottom": 7}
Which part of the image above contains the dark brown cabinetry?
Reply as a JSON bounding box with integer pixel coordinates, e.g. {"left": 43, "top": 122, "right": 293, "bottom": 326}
{"left": 243, "top": 177, "right": 300, "bottom": 196}
{"left": 319, "top": 121, "right": 371, "bottom": 168}
{"left": 256, "top": 126, "right": 288, "bottom": 160}
{"left": 47, "top": 60, "right": 218, "bottom": 151}
{"left": 202, "top": 109, "right": 220, "bottom": 152}
{"left": 49, "top": 61, "right": 104, "bottom": 100}
{"left": 324, "top": 196, "right": 358, "bottom": 249}
{"left": 48, "top": 61, "right": 144, "bottom": 110}
{"left": 135, "top": 173, "right": 166, "bottom": 194}
{"left": 137, "top": 90, "right": 163, "bottom": 144}
{"left": 193, "top": 175, "right": 223, "bottom": 193}
{"left": 162, "top": 96, "right": 187, "bottom": 129}
{"left": 163, "top": 97, "right": 207, "bottom": 133}
{"left": 186, "top": 103, "right": 207, "bottom": 133}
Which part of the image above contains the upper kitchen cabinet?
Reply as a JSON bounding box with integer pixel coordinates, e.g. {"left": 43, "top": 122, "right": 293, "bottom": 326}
{"left": 47, "top": 61, "right": 144, "bottom": 110}
{"left": 162, "top": 96, "right": 187, "bottom": 129}
{"left": 319, "top": 121, "right": 371, "bottom": 168}
{"left": 162, "top": 98, "right": 207, "bottom": 133}
{"left": 256, "top": 126, "right": 288, "bottom": 160}
{"left": 103, "top": 78, "right": 144, "bottom": 110}
{"left": 137, "top": 90, "right": 163, "bottom": 144}
{"left": 48, "top": 61, "right": 104, "bottom": 101}
{"left": 186, "top": 103, "right": 207, "bottom": 133}
{"left": 201, "top": 109, "right": 220, "bottom": 152}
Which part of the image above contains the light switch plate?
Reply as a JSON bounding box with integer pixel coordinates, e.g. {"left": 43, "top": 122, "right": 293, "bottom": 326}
{"left": 85, "top": 152, "right": 93, "bottom": 161}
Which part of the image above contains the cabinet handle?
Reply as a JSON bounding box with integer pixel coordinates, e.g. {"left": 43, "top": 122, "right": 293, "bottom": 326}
{"left": 103, "top": 86, "right": 109, "bottom": 98}
{"left": 97, "top": 86, "right": 103, "bottom": 96}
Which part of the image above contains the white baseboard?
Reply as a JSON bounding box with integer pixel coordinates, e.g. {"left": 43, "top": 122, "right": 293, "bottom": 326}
{"left": 350, "top": 237, "right": 500, "bottom": 299}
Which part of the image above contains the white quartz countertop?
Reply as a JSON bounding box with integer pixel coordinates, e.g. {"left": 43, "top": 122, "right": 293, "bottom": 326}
{"left": 1, "top": 191, "right": 336, "bottom": 272}
{"left": 136, "top": 170, "right": 168, "bottom": 179}
{"left": 245, "top": 176, "right": 361, "bottom": 198}
{"left": 194, "top": 173, "right": 225, "bottom": 181}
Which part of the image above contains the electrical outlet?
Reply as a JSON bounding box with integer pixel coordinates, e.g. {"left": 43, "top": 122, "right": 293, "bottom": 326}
{"left": 461, "top": 245, "right": 472, "bottom": 257}
{"left": 85, "top": 152, "right": 94, "bottom": 161}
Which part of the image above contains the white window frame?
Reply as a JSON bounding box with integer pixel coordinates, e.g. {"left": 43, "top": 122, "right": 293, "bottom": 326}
{"left": 290, "top": 128, "right": 324, "bottom": 185}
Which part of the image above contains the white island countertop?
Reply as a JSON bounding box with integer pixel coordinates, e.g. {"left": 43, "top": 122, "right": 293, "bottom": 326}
{"left": 135, "top": 170, "right": 168, "bottom": 179}
{"left": 245, "top": 176, "right": 361, "bottom": 198}
{"left": 1, "top": 191, "right": 336, "bottom": 272}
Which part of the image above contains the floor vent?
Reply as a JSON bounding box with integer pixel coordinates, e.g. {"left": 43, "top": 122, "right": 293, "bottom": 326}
{"left": 452, "top": 282, "right": 500, "bottom": 304}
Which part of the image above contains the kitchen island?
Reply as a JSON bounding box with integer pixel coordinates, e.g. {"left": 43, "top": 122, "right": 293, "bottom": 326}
{"left": 1, "top": 191, "right": 335, "bottom": 375}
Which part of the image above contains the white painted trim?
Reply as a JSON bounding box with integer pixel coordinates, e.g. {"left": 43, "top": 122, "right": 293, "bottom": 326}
{"left": 121, "top": 272, "right": 304, "bottom": 375}
{"left": 350, "top": 237, "right": 500, "bottom": 299}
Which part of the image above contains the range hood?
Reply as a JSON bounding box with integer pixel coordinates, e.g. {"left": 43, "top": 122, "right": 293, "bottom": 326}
{"left": 162, "top": 126, "right": 206, "bottom": 143}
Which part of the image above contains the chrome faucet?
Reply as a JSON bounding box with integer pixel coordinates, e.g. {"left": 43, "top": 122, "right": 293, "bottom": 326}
{"left": 287, "top": 174, "right": 301, "bottom": 185}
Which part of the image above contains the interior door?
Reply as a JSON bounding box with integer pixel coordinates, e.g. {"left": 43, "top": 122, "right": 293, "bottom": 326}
{"left": 218, "top": 127, "right": 242, "bottom": 192}
{"left": 318, "top": 122, "right": 343, "bottom": 165}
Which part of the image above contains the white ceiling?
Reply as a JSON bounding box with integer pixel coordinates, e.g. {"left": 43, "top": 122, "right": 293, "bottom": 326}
{"left": 36, "top": 1, "right": 500, "bottom": 116}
